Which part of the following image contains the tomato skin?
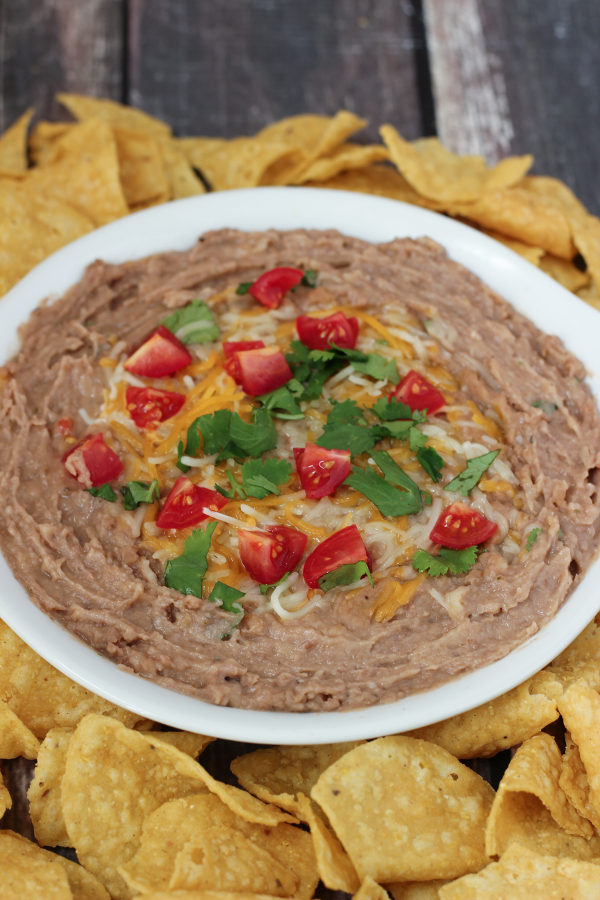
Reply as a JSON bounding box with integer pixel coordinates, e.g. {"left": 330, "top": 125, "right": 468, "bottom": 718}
{"left": 392, "top": 369, "right": 445, "bottom": 415}
{"left": 303, "top": 525, "right": 370, "bottom": 589}
{"left": 223, "top": 340, "right": 265, "bottom": 382}
{"left": 296, "top": 311, "right": 359, "bottom": 350}
{"left": 156, "top": 476, "right": 228, "bottom": 530}
{"left": 63, "top": 433, "right": 123, "bottom": 488}
{"left": 126, "top": 386, "right": 185, "bottom": 429}
{"left": 294, "top": 443, "right": 351, "bottom": 499}
{"left": 249, "top": 267, "right": 304, "bottom": 309}
{"left": 124, "top": 325, "right": 192, "bottom": 377}
{"left": 429, "top": 501, "right": 498, "bottom": 549}
{"left": 236, "top": 346, "right": 292, "bottom": 396}
{"left": 238, "top": 525, "right": 308, "bottom": 584}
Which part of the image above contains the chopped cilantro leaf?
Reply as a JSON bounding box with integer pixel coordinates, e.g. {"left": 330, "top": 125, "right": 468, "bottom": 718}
{"left": 344, "top": 455, "right": 422, "bottom": 517}
{"left": 120, "top": 479, "right": 160, "bottom": 510}
{"left": 219, "top": 458, "right": 292, "bottom": 500}
{"left": 259, "top": 571, "right": 290, "bottom": 595}
{"left": 318, "top": 561, "right": 374, "bottom": 592}
{"left": 180, "top": 409, "right": 277, "bottom": 465}
{"left": 327, "top": 398, "right": 366, "bottom": 426}
{"left": 370, "top": 450, "right": 423, "bottom": 504}
{"left": 526, "top": 527, "right": 541, "bottom": 551}
{"left": 162, "top": 299, "right": 219, "bottom": 344}
{"left": 371, "top": 396, "right": 414, "bottom": 421}
{"left": 416, "top": 446, "right": 445, "bottom": 483}
{"left": 351, "top": 353, "right": 399, "bottom": 384}
{"left": 532, "top": 399, "right": 558, "bottom": 415}
{"left": 301, "top": 269, "right": 318, "bottom": 287}
{"left": 445, "top": 450, "right": 500, "bottom": 496}
{"left": 257, "top": 380, "right": 304, "bottom": 420}
{"left": 373, "top": 419, "right": 414, "bottom": 441}
{"left": 87, "top": 483, "right": 117, "bottom": 502}
{"left": 229, "top": 409, "right": 278, "bottom": 459}
{"left": 236, "top": 281, "right": 252, "bottom": 295}
{"left": 164, "top": 522, "right": 217, "bottom": 598}
{"left": 316, "top": 423, "right": 377, "bottom": 457}
{"left": 408, "top": 427, "right": 428, "bottom": 451}
{"left": 412, "top": 545, "right": 479, "bottom": 576}
{"left": 208, "top": 581, "right": 245, "bottom": 613}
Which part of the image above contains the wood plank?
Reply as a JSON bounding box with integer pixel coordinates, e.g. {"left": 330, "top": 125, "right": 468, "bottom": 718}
{"left": 0, "top": 0, "right": 124, "bottom": 131}
{"left": 423, "top": 0, "right": 600, "bottom": 214}
{"left": 126, "top": 0, "right": 429, "bottom": 141}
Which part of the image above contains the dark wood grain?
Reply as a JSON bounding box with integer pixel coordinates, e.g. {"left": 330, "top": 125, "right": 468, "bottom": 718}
{"left": 424, "top": 0, "right": 600, "bottom": 214}
{"left": 0, "top": 0, "right": 123, "bottom": 130}
{"left": 126, "top": 0, "right": 429, "bottom": 141}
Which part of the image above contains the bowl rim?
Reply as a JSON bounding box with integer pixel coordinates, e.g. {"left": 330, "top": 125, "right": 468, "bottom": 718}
{"left": 1, "top": 186, "right": 599, "bottom": 744}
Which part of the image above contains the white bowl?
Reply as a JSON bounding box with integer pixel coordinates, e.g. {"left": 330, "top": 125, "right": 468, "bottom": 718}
{"left": 1, "top": 187, "right": 599, "bottom": 744}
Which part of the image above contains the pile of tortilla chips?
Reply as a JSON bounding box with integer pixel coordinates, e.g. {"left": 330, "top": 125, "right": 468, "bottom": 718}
{"left": 2, "top": 97, "right": 600, "bottom": 897}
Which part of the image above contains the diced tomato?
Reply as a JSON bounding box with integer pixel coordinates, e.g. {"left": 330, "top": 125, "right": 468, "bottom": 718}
{"left": 303, "top": 524, "right": 370, "bottom": 589}
{"left": 429, "top": 501, "right": 498, "bottom": 549}
{"left": 236, "top": 346, "right": 292, "bottom": 396}
{"left": 63, "top": 433, "right": 123, "bottom": 488}
{"left": 156, "top": 476, "right": 228, "bottom": 530}
{"left": 56, "top": 416, "right": 74, "bottom": 436}
{"left": 238, "top": 525, "right": 307, "bottom": 584}
{"left": 124, "top": 325, "right": 192, "bottom": 377}
{"left": 223, "top": 340, "right": 265, "bottom": 382}
{"left": 294, "top": 443, "right": 351, "bottom": 499}
{"left": 126, "top": 386, "right": 185, "bottom": 429}
{"left": 296, "top": 311, "right": 359, "bottom": 350}
{"left": 248, "top": 267, "right": 304, "bottom": 309}
{"left": 391, "top": 369, "right": 445, "bottom": 415}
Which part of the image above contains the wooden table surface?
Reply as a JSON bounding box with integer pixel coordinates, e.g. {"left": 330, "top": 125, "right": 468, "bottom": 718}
{"left": 1, "top": 0, "right": 598, "bottom": 889}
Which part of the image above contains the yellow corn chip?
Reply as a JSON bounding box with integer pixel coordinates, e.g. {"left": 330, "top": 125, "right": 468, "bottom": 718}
{"left": 293, "top": 141, "right": 388, "bottom": 184}
{"left": 0, "top": 108, "right": 33, "bottom": 173}
{"left": 559, "top": 732, "right": 600, "bottom": 832}
{"left": 29, "top": 121, "right": 75, "bottom": 166}
{"left": 381, "top": 126, "right": 532, "bottom": 203}
{"left": 307, "top": 162, "right": 443, "bottom": 208}
{"left": 0, "top": 831, "right": 73, "bottom": 899}
{"left": 179, "top": 135, "right": 303, "bottom": 190}
{"left": 113, "top": 127, "right": 169, "bottom": 208}
{"left": 439, "top": 842, "right": 600, "bottom": 898}
{"left": 0, "top": 771, "right": 11, "bottom": 819}
{"left": 353, "top": 875, "right": 391, "bottom": 900}
{"left": 485, "top": 733, "right": 600, "bottom": 860}
{"left": 546, "top": 615, "right": 600, "bottom": 691}
{"left": 58, "top": 93, "right": 171, "bottom": 139}
{"left": 231, "top": 741, "right": 363, "bottom": 818}
{"left": 257, "top": 111, "right": 366, "bottom": 156}
{"left": 571, "top": 212, "right": 600, "bottom": 296}
{"left": 479, "top": 228, "right": 545, "bottom": 266}
{"left": 387, "top": 880, "right": 448, "bottom": 899}
{"left": 576, "top": 279, "right": 600, "bottom": 311}
{"left": 539, "top": 253, "right": 590, "bottom": 291}
{"left": 311, "top": 735, "right": 493, "bottom": 882}
{"left": 27, "top": 727, "right": 73, "bottom": 847}
{"left": 0, "top": 697, "right": 40, "bottom": 758}
{"left": 143, "top": 730, "right": 214, "bottom": 758}
{"left": 296, "top": 793, "right": 359, "bottom": 894}
{"left": 157, "top": 138, "right": 205, "bottom": 198}
{"left": 0, "top": 621, "right": 143, "bottom": 739}
{"left": 558, "top": 680, "right": 600, "bottom": 829}
{"left": 407, "top": 673, "right": 560, "bottom": 758}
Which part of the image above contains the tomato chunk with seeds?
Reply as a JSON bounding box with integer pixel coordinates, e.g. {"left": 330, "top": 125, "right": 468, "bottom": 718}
{"left": 238, "top": 525, "right": 307, "bottom": 584}
{"left": 294, "top": 443, "right": 351, "bottom": 499}
{"left": 429, "top": 501, "right": 498, "bottom": 549}
{"left": 126, "top": 386, "right": 185, "bottom": 429}
{"left": 303, "top": 525, "right": 370, "bottom": 589}
{"left": 249, "top": 267, "right": 304, "bottom": 309}
{"left": 223, "top": 340, "right": 265, "bottom": 382}
{"left": 296, "top": 311, "right": 359, "bottom": 350}
{"left": 236, "top": 346, "right": 292, "bottom": 396}
{"left": 156, "top": 476, "right": 228, "bottom": 530}
{"left": 391, "top": 369, "right": 445, "bottom": 415}
{"left": 63, "top": 433, "right": 123, "bottom": 488}
{"left": 124, "top": 325, "right": 192, "bottom": 377}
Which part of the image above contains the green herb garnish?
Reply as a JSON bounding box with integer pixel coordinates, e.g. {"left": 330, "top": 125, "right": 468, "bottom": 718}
{"left": 318, "top": 561, "right": 374, "bottom": 592}
{"left": 416, "top": 446, "right": 445, "bottom": 483}
{"left": 445, "top": 450, "right": 500, "bottom": 496}
{"left": 257, "top": 380, "right": 304, "bottom": 420}
{"left": 236, "top": 281, "right": 253, "bottom": 295}
{"left": 412, "top": 545, "right": 479, "bottom": 576}
{"left": 207, "top": 581, "right": 245, "bottom": 613}
{"left": 178, "top": 408, "right": 278, "bottom": 468}
{"left": 301, "top": 269, "right": 318, "bottom": 287}
{"left": 526, "top": 527, "right": 541, "bottom": 551}
{"left": 218, "top": 458, "right": 292, "bottom": 500}
{"left": 120, "top": 479, "right": 160, "bottom": 510}
{"left": 163, "top": 299, "right": 219, "bottom": 344}
{"left": 344, "top": 451, "right": 423, "bottom": 517}
{"left": 87, "top": 483, "right": 117, "bottom": 502}
{"left": 259, "top": 571, "right": 291, "bottom": 595}
{"left": 164, "top": 522, "right": 217, "bottom": 598}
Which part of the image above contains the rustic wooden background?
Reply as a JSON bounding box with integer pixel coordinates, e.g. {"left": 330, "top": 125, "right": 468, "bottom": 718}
{"left": 0, "top": 0, "right": 598, "bottom": 889}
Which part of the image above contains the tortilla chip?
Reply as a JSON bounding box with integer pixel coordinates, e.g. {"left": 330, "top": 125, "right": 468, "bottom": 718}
{"left": 571, "top": 212, "right": 600, "bottom": 296}
{"left": 157, "top": 138, "right": 205, "bottom": 198}
{"left": 539, "top": 253, "right": 589, "bottom": 292}
{"left": 381, "top": 126, "right": 532, "bottom": 204}
{"left": 27, "top": 727, "right": 73, "bottom": 847}
{"left": 231, "top": 741, "right": 363, "bottom": 818}
{"left": 0, "top": 180, "right": 94, "bottom": 296}
{"left": 58, "top": 92, "right": 171, "bottom": 139}
{"left": 0, "top": 108, "right": 33, "bottom": 173}
{"left": 29, "top": 121, "right": 75, "bottom": 166}
{"left": 386, "top": 880, "right": 448, "bottom": 899}
{"left": 478, "top": 229, "right": 545, "bottom": 267}
{"left": 0, "top": 621, "right": 143, "bottom": 739}
{"left": 145, "top": 730, "right": 214, "bottom": 758}
{"left": 546, "top": 615, "right": 600, "bottom": 691}
{"left": 118, "top": 793, "right": 317, "bottom": 899}
{"left": 485, "top": 733, "right": 600, "bottom": 860}
{"left": 293, "top": 141, "right": 388, "bottom": 184}
{"left": 439, "top": 842, "right": 600, "bottom": 898}
{"left": 257, "top": 111, "right": 366, "bottom": 156}
{"left": 311, "top": 735, "right": 493, "bottom": 882}
{"left": 0, "top": 771, "right": 11, "bottom": 819}
{"left": 558, "top": 680, "right": 600, "bottom": 828}
{"left": 25, "top": 119, "right": 129, "bottom": 225}
{"left": 407, "top": 673, "right": 560, "bottom": 758}
{"left": 576, "top": 279, "right": 600, "bottom": 311}
{"left": 559, "top": 731, "right": 600, "bottom": 832}
{"left": 0, "top": 831, "right": 73, "bottom": 899}
{"left": 295, "top": 793, "right": 359, "bottom": 894}
{"left": 113, "top": 127, "right": 169, "bottom": 208}
{"left": 353, "top": 875, "right": 391, "bottom": 900}
{"left": 179, "top": 135, "right": 303, "bottom": 190}
{"left": 0, "top": 697, "right": 40, "bottom": 758}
